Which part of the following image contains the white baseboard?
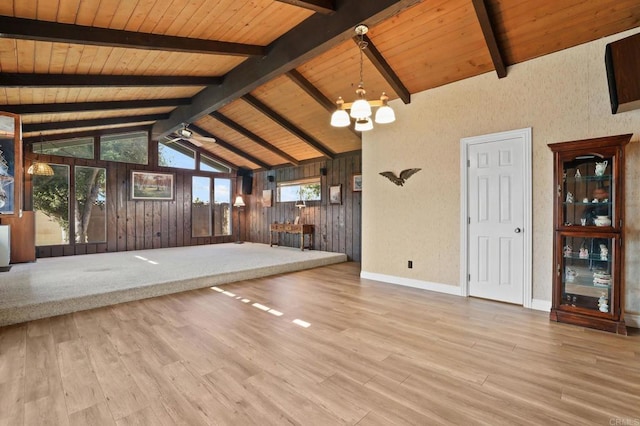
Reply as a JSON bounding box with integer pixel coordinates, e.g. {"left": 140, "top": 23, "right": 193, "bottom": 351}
{"left": 625, "top": 313, "right": 639, "bottom": 329}
{"left": 360, "top": 271, "right": 463, "bottom": 296}
{"left": 530, "top": 298, "right": 552, "bottom": 312}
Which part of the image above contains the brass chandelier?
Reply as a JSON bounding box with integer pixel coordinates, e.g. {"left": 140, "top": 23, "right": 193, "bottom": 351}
{"left": 330, "top": 24, "right": 395, "bottom": 131}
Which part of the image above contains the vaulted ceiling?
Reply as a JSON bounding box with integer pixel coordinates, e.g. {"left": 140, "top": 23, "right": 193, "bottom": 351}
{"left": 1, "top": 0, "right": 639, "bottom": 171}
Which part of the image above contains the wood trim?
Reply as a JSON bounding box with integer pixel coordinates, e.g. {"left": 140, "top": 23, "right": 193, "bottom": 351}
{"left": 242, "top": 94, "right": 335, "bottom": 159}
{"left": 188, "top": 124, "right": 272, "bottom": 170}
{"left": 0, "top": 16, "right": 266, "bottom": 57}
{"left": 471, "top": 0, "right": 507, "bottom": 78}
{"left": 0, "top": 74, "right": 222, "bottom": 87}
{"left": 274, "top": 0, "right": 335, "bottom": 14}
{"left": 209, "top": 111, "right": 300, "bottom": 166}
{"left": 1, "top": 98, "right": 192, "bottom": 114}
{"left": 359, "top": 35, "right": 411, "bottom": 104}
{"left": 23, "top": 114, "right": 170, "bottom": 133}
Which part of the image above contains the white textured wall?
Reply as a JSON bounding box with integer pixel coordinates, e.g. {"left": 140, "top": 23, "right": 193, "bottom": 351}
{"left": 363, "top": 27, "right": 640, "bottom": 317}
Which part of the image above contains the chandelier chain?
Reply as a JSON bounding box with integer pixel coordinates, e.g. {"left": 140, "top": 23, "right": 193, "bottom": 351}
{"left": 358, "top": 34, "right": 368, "bottom": 87}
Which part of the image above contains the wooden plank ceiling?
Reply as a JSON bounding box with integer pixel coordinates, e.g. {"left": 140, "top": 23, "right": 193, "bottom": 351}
{"left": 1, "top": 0, "right": 639, "bottom": 171}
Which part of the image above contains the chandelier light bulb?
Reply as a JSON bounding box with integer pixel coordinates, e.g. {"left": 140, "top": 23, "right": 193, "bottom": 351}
{"left": 375, "top": 105, "right": 396, "bottom": 124}
{"left": 354, "top": 117, "right": 373, "bottom": 132}
{"left": 330, "top": 97, "right": 351, "bottom": 127}
{"left": 331, "top": 109, "right": 350, "bottom": 127}
{"left": 350, "top": 99, "right": 372, "bottom": 119}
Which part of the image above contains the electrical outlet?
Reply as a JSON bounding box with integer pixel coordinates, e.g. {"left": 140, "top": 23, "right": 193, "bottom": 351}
{"left": 408, "top": 260, "right": 413, "bottom": 269}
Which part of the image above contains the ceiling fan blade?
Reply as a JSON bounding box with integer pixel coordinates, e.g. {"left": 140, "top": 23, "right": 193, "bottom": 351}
{"left": 191, "top": 135, "right": 216, "bottom": 146}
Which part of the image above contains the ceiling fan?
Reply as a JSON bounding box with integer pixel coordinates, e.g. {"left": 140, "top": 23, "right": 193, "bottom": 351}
{"left": 165, "top": 124, "right": 216, "bottom": 147}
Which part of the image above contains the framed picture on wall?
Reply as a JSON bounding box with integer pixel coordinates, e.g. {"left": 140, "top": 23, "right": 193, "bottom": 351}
{"left": 263, "top": 189, "right": 273, "bottom": 207}
{"left": 352, "top": 174, "right": 362, "bottom": 192}
{"left": 329, "top": 184, "right": 342, "bottom": 204}
{"left": 131, "top": 171, "right": 175, "bottom": 200}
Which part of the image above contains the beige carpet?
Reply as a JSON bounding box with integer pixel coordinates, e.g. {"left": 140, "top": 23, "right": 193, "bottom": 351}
{"left": 0, "top": 243, "right": 347, "bottom": 327}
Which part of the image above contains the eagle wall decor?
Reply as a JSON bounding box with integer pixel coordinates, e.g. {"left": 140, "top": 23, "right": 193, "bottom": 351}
{"left": 379, "top": 168, "right": 421, "bottom": 186}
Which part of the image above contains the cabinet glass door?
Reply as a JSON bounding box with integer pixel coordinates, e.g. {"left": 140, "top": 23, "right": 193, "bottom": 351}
{"left": 561, "top": 235, "right": 615, "bottom": 315}
{"left": 560, "top": 154, "right": 614, "bottom": 228}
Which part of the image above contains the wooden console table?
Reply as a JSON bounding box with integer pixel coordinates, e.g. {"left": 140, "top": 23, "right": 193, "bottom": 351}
{"left": 269, "top": 223, "right": 314, "bottom": 251}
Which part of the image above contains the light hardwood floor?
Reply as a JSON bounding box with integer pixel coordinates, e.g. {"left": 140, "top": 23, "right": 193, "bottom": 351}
{"left": 1, "top": 262, "right": 639, "bottom": 425}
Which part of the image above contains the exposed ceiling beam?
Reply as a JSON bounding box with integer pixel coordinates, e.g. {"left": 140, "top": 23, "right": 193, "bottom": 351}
{"left": 209, "top": 111, "right": 300, "bottom": 166}
{"left": 0, "top": 16, "right": 266, "bottom": 57}
{"left": 189, "top": 124, "right": 272, "bottom": 170}
{"left": 359, "top": 35, "right": 411, "bottom": 104}
{"left": 286, "top": 70, "right": 361, "bottom": 138}
{"left": 274, "top": 0, "right": 335, "bottom": 15}
{"left": 242, "top": 94, "right": 335, "bottom": 159}
{"left": 0, "top": 73, "right": 221, "bottom": 87}
{"left": 0, "top": 98, "right": 191, "bottom": 114}
{"left": 286, "top": 70, "right": 336, "bottom": 111}
{"left": 23, "top": 113, "right": 169, "bottom": 133}
{"left": 152, "top": 0, "right": 422, "bottom": 139}
{"left": 471, "top": 0, "right": 507, "bottom": 78}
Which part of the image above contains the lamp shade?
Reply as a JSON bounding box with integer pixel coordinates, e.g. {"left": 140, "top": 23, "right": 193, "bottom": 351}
{"left": 233, "top": 195, "right": 245, "bottom": 207}
{"left": 354, "top": 117, "right": 373, "bottom": 132}
{"left": 295, "top": 199, "right": 306, "bottom": 208}
{"left": 374, "top": 105, "right": 396, "bottom": 124}
{"left": 350, "top": 99, "right": 372, "bottom": 118}
{"left": 330, "top": 109, "right": 350, "bottom": 127}
{"left": 27, "top": 162, "right": 55, "bottom": 176}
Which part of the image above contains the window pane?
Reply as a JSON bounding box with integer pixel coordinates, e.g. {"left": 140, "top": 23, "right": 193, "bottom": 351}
{"left": 158, "top": 141, "right": 195, "bottom": 170}
{"left": 192, "top": 176, "right": 211, "bottom": 237}
{"left": 201, "top": 154, "right": 231, "bottom": 173}
{"left": 277, "top": 178, "right": 321, "bottom": 202}
{"left": 100, "top": 131, "right": 148, "bottom": 164}
{"left": 33, "top": 137, "right": 94, "bottom": 159}
{"left": 213, "top": 178, "right": 231, "bottom": 236}
{"left": 33, "top": 164, "right": 70, "bottom": 246}
{"left": 75, "top": 166, "right": 107, "bottom": 243}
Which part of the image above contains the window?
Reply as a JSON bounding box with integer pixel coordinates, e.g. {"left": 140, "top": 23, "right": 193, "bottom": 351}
{"left": 74, "top": 166, "right": 106, "bottom": 243}
{"left": 192, "top": 176, "right": 212, "bottom": 237}
{"left": 200, "top": 154, "right": 231, "bottom": 173}
{"left": 277, "top": 178, "right": 321, "bottom": 202}
{"left": 100, "top": 131, "right": 148, "bottom": 164}
{"left": 33, "top": 137, "right": 94, "bottom": 159}
{"left": 214, "top": 178, "right": 231, "bottom": 236}
{"left": 33, "top": 164, "right": 70, "bottom": 246}
{"left": 190, "top": 177, "right": 231, "bottom": 237}
{"left": 159, "top": 140, "right": 196, "bottom": 170}
{"left": 33, "top": 164, "right": 108, "bottom": 245}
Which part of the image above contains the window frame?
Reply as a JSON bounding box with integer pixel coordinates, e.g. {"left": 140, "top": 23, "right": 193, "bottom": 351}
{"left": 277, "top": 177, "right": 322, "bottom": 203}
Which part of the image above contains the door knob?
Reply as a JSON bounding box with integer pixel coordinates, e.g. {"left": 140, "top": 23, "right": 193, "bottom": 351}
{"left": 514, "top": 227, "right": 522, "bottom": 233}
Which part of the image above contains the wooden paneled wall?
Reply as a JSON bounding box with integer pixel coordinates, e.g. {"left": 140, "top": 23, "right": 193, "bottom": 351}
{"left": 24, "top": 152, "right": 235, "bottom": 258}
{"left": 243, "top": 152, "right": 362, "bottom": 261}
{"left": 22, "top": 150, "right": 361, "bottom": 261}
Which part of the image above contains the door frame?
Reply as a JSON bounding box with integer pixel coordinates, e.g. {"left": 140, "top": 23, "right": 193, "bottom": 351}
{"left": 459, "top": 128, "right": 533, "bottom": 307}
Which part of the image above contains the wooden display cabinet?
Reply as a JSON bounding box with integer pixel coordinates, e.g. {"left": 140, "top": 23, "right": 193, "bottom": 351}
{"left": 548, "top": 134, "right": 631, "bottom": 334}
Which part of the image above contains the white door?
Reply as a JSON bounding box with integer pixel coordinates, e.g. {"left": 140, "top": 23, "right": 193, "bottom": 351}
{"left": 467, "top": 134, "right": 525, "bottom": 304}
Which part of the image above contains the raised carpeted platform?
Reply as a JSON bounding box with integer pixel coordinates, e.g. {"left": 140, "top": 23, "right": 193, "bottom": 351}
{"left": 0, "top": 243, "right": 347, "bottom": 327}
